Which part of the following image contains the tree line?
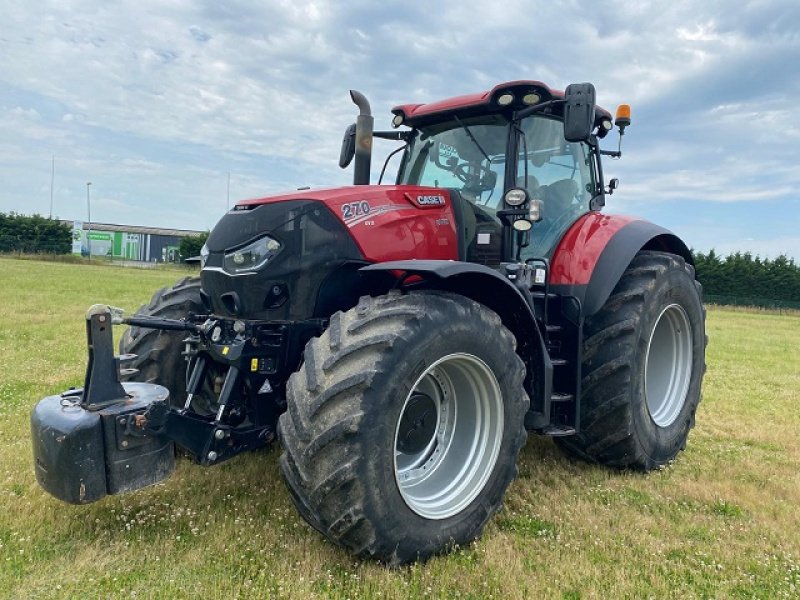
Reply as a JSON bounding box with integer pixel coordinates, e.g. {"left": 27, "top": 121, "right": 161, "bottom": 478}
{"left": 0, "top": 213, "right": 72, "bottom": 254}
{"left": 1, "top": 213, "right": 798, "bottom": 306}
{"left": 693, "top": 250, "right": 800, "bottom": 308}
{"left": 178, "top": 231, "right": 209, "bottom": 261}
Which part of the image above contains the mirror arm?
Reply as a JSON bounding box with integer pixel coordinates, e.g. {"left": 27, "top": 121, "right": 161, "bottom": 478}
{"left": 378, "top": 144, "right": 408, "bottom": 185}
{"left": 515, "top": 99, "right": 563, "bottom": 120}
{"left": 374, "top": 130, "right": 412, "bottom": 141}
{"left": 599, "top": 129, "right": 625, "bottom": 159}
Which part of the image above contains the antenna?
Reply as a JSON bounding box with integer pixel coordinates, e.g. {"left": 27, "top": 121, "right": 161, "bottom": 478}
{"left": 49, "top": 155, "right": 55, "bottom": 218}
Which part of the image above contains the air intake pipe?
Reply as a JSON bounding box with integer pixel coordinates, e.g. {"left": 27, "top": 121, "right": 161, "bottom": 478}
{"left": 350, "top": 90, "right": 373, "bottom": 185}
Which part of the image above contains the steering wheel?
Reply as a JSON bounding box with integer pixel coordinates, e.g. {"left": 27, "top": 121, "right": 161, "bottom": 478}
{"left": 453, "top": 162, "right": 494, "bottom": 187}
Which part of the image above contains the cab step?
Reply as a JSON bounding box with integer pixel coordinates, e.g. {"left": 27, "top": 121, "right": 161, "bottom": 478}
{"left": 551, "top": 392, "right": 574, "bottom": 403}
{"left": 539, "top": 425, "right": 576, "bottom": 437}
{"left": 531, "top": 291, "right": 559, "bottom": 300}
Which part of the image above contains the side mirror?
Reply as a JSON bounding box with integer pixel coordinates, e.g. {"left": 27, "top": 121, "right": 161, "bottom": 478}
{"left": 563, "top": 83, "right": 596, "bottom": 142}
{"left": 339, "top": 123, "right": 356, "bottom": 169}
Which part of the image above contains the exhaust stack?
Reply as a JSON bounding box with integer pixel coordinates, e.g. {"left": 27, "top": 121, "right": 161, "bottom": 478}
{"left": 350, "top": 90, "right": 373, "bottom": 185}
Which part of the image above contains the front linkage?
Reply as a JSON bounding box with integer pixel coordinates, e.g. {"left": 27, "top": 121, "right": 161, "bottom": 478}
{"left": 31, "top": 304, "right": 322, "bottom": 504}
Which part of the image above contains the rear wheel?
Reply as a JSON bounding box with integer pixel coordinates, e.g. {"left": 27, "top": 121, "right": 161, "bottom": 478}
{"left": 278, "top": 291, "right": 528, "bottom": 564}
{"left": 556, "top": 251, "right": 706, "bottom": 470}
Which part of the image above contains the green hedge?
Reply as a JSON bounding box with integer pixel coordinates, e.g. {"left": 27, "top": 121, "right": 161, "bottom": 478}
{"left": 0, "top": 213, "right": 72, "bottom": 254}
{"left": 694, "top": 250, "right": 800, "bottom": 308}
{"left": 179, "top": 231, "right": 209, "bottom": 262}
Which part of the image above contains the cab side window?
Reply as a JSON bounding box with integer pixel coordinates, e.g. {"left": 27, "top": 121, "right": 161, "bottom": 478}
{"left": 517, "top": 116, "right": 595, "bottom": 258}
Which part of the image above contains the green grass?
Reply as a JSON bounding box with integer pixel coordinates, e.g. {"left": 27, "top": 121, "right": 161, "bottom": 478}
{"left": 1, "top": 256, "right": 798, "bottom": 599}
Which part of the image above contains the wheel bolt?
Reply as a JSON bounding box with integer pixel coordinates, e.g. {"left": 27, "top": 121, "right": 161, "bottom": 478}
{"left": 207, "top": 451, "right": 218, "bottom": 462}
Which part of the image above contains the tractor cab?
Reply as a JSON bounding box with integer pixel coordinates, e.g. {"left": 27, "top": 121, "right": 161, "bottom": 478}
{"left": 344, "top": 80, "right": 627, "bottom": 266}
{"left": 395, "top": 110, "right": 597, "bottom": 264}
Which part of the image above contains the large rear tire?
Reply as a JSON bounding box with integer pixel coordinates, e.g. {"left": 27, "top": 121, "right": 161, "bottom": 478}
{"left": 555, "top": 251, "right": 706, "bottom": 470}
{"left": 278, "top": 291, "right": 528, "bottom": 565}
{"left": 118, "top": 277, "right": 203, "bottom": 409}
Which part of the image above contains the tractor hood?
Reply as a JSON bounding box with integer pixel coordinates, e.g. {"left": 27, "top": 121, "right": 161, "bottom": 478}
{"left": 236, "top": 184, "right": 444, "bottom": 212}
{"left": 201, "top": 185, "right": 460, "bottom": 320}
{"left": 231, "top": 185, "right": 460, "bottom": 263}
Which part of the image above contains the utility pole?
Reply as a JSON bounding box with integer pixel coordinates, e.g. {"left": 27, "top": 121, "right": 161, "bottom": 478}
{"left": 226, "top": 171, "right": 231, "bottom": 210}
{"left": 86, "top": 182, "right": 92, "bottom": 261}
{"left": 49, "top": 155, "right": 55, "bottom": 219}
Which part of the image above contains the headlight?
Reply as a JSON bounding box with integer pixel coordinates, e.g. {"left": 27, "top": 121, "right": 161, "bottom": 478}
{"left": 522, "top": 92, "right": 541, "bottom": 105}
{"left": 497, "top": 92, "right": 515, "bottom": 106}
{"left": 200, "top": 243, "right": 209, "bottom": 268}
{"left": 223, "top": 235, "right": 282, "bottom": 274}
{"left": 504, "top": 187, "right": 528, "bottom": 207}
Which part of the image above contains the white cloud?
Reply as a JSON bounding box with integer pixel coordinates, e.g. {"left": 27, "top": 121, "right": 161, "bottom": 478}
{"left": 0, "top": 0, "right": 798, "bottom": 256}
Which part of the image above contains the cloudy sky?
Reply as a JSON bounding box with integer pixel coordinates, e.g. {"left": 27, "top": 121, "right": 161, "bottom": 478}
{"left": 1, "top": 0, "right": 799, "bottom": 259}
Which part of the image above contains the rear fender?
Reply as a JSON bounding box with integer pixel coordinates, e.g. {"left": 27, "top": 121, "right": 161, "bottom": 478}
{"left": 550, "top": 214, "right": 693, "bottom": 318}
{"left": 360, "top": 260, "right": 552, "bottom": 420}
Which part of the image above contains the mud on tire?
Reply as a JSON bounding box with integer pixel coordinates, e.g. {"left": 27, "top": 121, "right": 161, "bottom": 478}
{"left": 118, "top": 277, "right": 203, "bottom": 408}
{"left": 555, "top": 251, "right": 706, "bottom": 470}
{"left": 278, "top": 291, "right": 528, "bottom": 565}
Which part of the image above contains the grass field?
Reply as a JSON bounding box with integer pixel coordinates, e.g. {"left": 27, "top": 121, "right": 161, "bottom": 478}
{"left": 0, "top": 257, "right": 798, "bottom": 599}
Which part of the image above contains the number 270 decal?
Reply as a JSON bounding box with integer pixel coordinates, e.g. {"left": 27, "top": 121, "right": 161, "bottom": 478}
{"left": 341, "top": 201, "right": 371, "bottom": 220}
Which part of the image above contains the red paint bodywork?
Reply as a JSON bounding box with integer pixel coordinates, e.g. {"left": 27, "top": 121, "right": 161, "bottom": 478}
{"left": 392, "top": 80, "right": 611, "bottom": 125}
{"left": 239, "top": 188, "right": 639, "bottom": 284}
{"left": 550, "top": 213, "right": 637, "bottom": 285}
{"left": 237, "top": 186, "right": 458, "bottom": 263}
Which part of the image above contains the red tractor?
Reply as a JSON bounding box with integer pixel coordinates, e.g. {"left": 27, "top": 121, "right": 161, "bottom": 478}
{"left": 32, "top": 81, "right": 705, "bottom": 565}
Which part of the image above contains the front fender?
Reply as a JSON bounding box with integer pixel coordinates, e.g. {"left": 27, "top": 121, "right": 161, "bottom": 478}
{"left": 550, "top": 213, "right": 693, "bottom": 318}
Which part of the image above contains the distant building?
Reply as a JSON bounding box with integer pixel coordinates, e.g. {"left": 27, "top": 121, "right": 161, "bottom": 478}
{"left": 61, "top": 220, "right": 204, "bottom": 262}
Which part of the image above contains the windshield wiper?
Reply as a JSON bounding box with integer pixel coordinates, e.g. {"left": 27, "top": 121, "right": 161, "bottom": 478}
{"left": 453, "top": 115, "right": 491, "bottom": 163}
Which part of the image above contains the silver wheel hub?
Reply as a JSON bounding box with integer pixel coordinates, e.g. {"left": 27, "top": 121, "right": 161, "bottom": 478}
{"left": 394, "top": 353, "right": 504, "bottom": 520}
{"left": 645, "top": 303, "right": 693, "bottom": 427}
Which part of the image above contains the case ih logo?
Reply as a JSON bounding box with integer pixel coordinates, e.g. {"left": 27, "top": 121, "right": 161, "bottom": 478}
{"left": 416, "top": 195, "right": 445, "bottom": 206}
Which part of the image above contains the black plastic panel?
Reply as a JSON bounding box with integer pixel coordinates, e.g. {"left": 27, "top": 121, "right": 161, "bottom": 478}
{"left": 202, "top": 201, "right": 364, "bottom": 320}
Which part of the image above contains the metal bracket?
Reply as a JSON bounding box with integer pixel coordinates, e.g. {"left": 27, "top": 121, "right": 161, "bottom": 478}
{"left": 81, "top": 305, "right": 129, "bottom": 411}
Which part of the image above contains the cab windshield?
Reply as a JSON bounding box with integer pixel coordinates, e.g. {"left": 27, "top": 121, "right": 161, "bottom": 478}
{"left": 397, "top": 114, "right": 595, "bottom": 261}
{"left": 397, "top": 115, "right": 508, "bottom": 208}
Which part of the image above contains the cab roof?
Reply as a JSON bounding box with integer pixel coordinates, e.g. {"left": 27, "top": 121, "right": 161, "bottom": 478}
{"left": 391, "top": 80, "right": 612, "bottom": 128}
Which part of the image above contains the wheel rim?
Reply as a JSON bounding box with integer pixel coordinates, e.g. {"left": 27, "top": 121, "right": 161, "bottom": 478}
{"left": 645, "top": 303, "right": 693, "bottom": 427}
{"left": 393, "top": 353, "right": 504, "bottom": 520}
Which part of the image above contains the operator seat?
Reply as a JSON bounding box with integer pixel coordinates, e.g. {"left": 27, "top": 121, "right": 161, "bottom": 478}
{"left": 542, "top": 178, "right": 579, "bottom": 219}
{"left": 516, "top": 174, "right": 541, "bottom": 197}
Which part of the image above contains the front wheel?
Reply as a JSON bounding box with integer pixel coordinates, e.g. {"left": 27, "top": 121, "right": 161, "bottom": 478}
{"left": 278, "top": 292, "right": 528, "bottom": 564}
{"left": 556, "top": 251, "right": 706, "bottom": 470}
{"left": 118, "top": 277, "right": 217, "bottom": 413}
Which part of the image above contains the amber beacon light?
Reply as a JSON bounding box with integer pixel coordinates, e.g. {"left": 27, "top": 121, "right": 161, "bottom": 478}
{"left": 615, "top": 104, "right": 631, "bottom": 130}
